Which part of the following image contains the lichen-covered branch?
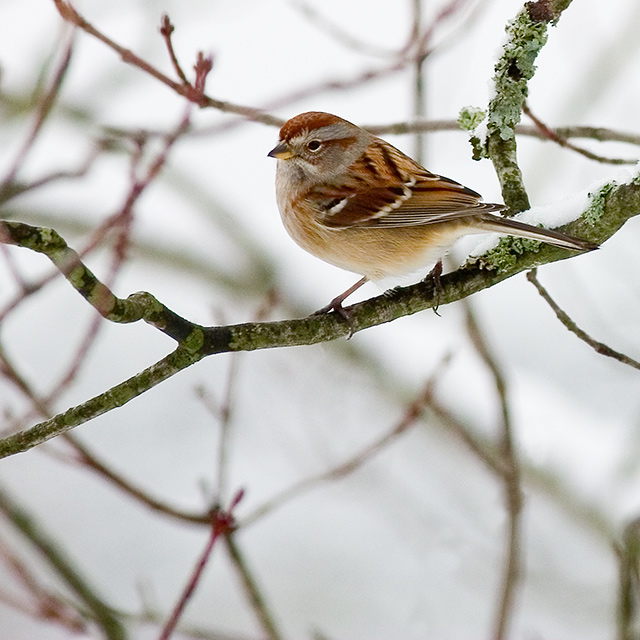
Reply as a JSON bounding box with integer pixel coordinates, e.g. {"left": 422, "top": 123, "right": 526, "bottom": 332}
{"left": 0, "top": 173, "right": 638, "bottom": 458}
{"left": 0, "top": 347, "right": 204, "bottom": 458}
{"left": 486, "top": 0, "right": 574, "bottom": 211}
{"left": 0, "top": 221, "right": 199, "bottom": 343}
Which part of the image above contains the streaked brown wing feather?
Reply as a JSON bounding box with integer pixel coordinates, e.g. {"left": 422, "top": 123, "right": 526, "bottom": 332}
{"left": 315, "top": 171, "right": 503, "bottom": 229}
{"left": 310, "top": 137, "right": 503, "bottom": 229}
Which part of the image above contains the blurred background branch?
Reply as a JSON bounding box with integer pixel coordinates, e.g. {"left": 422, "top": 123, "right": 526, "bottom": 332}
{"left": 0, "top": 1, "right": 638, "bottom": 638}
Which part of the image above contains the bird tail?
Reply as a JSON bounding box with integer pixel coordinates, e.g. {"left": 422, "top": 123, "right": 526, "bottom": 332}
{"left": 476, "top": 214, "right": 598, "bottom": 252}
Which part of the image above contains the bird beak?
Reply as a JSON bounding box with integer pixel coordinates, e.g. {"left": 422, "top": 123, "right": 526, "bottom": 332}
{"left": 268, "top": 142, "right": 294, "bottom": 160}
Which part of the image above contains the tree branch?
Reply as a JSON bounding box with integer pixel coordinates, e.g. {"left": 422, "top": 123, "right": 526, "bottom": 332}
{"left": 527, "top": 268, "right": 640, "bottom": 370}
{"left": 0, "top": 483, "right": 126, "bottom": 640}
{"left": 464, "top": 303, "right": 523, "bottom": 640}
{"left": 486, "top": 0, "right": 574, "bottom": 211}
{"left": 0, "top": 173, "right": 637, "bottom": 458}
{"left": 51, "top": 0, "right": 282, "bottom": 127}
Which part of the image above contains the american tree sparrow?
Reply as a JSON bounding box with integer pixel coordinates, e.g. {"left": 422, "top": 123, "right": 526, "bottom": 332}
{"left": 268, "top": 111, "right": 597, "bottom": 315}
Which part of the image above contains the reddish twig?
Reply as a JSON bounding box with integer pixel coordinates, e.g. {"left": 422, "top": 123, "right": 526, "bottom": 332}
{"left": 158, "top": 491, "right": 244, "bottom": 640}
{"left": 0, "top": 73, "right": 204, "bottom": 434}
{"left": 52, "top": 0, "right": 280, "bottom": 124}
{"left": 66, "top": 65, "right": 205, "bottom": 392}
{"left": 159, "top": 14, "right": 189, "bottom": 84}
{"left": 0, "top": 541, "right": 86, "bottom": 634}
{"left": 64, "top": 432, "right": 210, "bottom": 523}
{"left": 51, "top": 0, "right": 469, "bottom": 135}
{"left": 0, "top": 33, "right": 75, "bottom": 189}
{"left": 523, "top": 102, "right": 637, "bottom": 165}
{"left": 414, "top": 0, "right": 472, "bottom": 61}
{"left": 0, "top": 95, "right": 195, "bottom": 325}
{"left": 242, "top": 354, "right": 451, "bottom": 527}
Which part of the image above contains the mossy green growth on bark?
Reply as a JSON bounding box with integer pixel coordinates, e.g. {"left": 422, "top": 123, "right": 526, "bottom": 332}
{"left": 585, "top": 181, "right": 618, "bottom": 226}
{"left": 478, "top": 236, "right": 543, "bottom": 272}
{"left": 458, "top": 106, "right": 488, "bottom": 160}
{"left": 458, "top": 106, "right": 486, "bottom": 132}
{"left": 488, "top": 11, "right": 549, "bottom": 140}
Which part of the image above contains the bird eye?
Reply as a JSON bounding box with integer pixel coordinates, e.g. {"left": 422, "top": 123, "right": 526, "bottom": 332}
{"left": 306, "top": 140, "right": 322, "bottom": 152}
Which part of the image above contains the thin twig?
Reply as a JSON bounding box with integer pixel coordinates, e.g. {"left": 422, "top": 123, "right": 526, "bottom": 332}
{"left": 197, "top": 359, "right": 239, "bottom": 503}
{"left": 159, "top": 491, "right": 244, "bottom": 640}
{"left": 66, "top": 433, "right": 210, "bottom": 524}
{"left": 159, "top": 14, "right": 189, "bottom": 85}
{"left": 0, "top": 340, "right": 209, "bottom": 525}
{"left": 52, "top": 0, "right": 281, "bottom": 125}
{"left": 0, "top": 33, "right": 75, "bottom": 189}
{"left": 527, "top": 269, "right": 640, "bottom": 370}
{"left": 225, "top": 534, "right": 284, "bottom": 640}
{"left": 290, "top": 0, "right": 397, "bottom": 58}
{"left": 51, "top": 0, "right": 467, "bottom": 135}
{"left": 616, "top": 517, "right": 640, "bottom": 640}
{"left": 242, "top": 355, "right": 451, "bottom": 527}
{"left": 0, "top": 73, "right": 199, "bottom": 326}
{"left": 523, "top": 102, "right": 637, "bottom": 165}
{"left": 1, "top": 69, "right": 204, "bottom": 434}
{"left": 412, "top": 0, "right": 426, "bottom": 163}
{"left": 0, "top": 143, "right": 103, "bottom": 206}
{"left": 196, "top": 336, "right": 259, "bottom": 499}
{"left": 414, "top": 0, "right": 471, "bottom": 58}
{"left": 0, "top": 343, "right": 52, "bottom": 423}
{"left": 0, "top": 483, "right": 126, "bottom": 640}
{"left": 0, "top": 245, "right": 29, "bottom": 292}
{"left": 0, "top": 541, "right": 87, "bottom": 633}
{"left": 462, "top": 301, "right": 522, "bottom": 640}
{"left": 103, "top": 117, "right": 640, "bottom": 160}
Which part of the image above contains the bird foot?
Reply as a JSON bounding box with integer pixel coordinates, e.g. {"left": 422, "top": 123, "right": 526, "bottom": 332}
{"left": 422, "top": 259, "right": 443, "bottom": 315}
{"left": 314, "top": 299, "right": 356, "bottom": 338}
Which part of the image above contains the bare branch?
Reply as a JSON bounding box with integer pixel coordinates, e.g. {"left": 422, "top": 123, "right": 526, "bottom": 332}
{"left": 0, "top": 483, "right": 126, "bottom": 640}
{"left": 241, "top": 357, "right": 451, "bottom": 527}
{"left": 225, "top": 533, "right": 284, "bottom": 640}
{"left": 487, "top": 0, "right": 575, "bottom": 211}
{"left": 159, "top": 14, "right": 189, "bottom": 85}
{"left": 527, "top": 269, "right": 640, "bottom": 370}
{"left": 463, "top": 302, "right": 522, "bottom": 640}
{"left": 1, "top": 168, "right": 636, "bottom": 457}
{"left": 0, "top": 33, "right": 75, "bottom": 189}
{"left": 52, "top": 0, "right": 282, "bottom": 126}
{"left": 523, "top": 102, "right": 637, "bottom": 165}
{"left": 159, "top": 492, "right": 244, "bottom": 640}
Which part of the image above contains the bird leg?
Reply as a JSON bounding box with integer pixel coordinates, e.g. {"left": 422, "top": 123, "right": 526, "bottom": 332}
{"left": 314, "top": 276, "right": 368, "bottom": 322}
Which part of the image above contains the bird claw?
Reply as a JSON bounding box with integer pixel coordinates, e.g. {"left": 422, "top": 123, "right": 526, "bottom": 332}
{"left": 423, "top": 259, "right": 443, "bottom": 316}
{"left": 313, "top": 301, "right": 356, "bottom": 338}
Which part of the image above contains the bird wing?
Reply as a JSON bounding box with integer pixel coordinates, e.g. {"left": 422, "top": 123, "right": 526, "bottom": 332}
{"left": 310, "top": 140, "right": 503, "bottom": 229}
